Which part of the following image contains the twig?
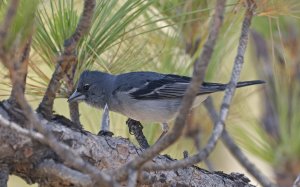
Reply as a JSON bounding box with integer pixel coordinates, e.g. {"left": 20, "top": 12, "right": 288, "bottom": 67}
{"left": 66, "top": 62, "right": 81, "bottom": 126}
{"left": 0, "top": 164, "right": 9, "bottom": 187}
{"left": 0, "top": 114, "right": 44, "bottom": 141}
{"left": 37, "top": 159, "right": 92, "bottom": 187}
{"left": 9, "top": 38, "right": 32, "bottom": 104}
{"left": 115, "top": 0, "right": 226, "bottom": 181}
{"left": 66, "top": 59, "right": 81, "bottom": 127}
{"left": 142, "top": 0, "right": 256, "bottom": 171}
{"left": 293, "top": 174, "right": 300, "bottom": 187}
{"left": 37, "top": 0, "right": 96, "bottom": 119}
{"left": 193, "top": 134, "right": 214, "bottom": 171}
{"left": 204, "top": 97, "right": 276, "bottom": 187}
{"left": 126, "top": 118, "right": 149, "bottom": 149}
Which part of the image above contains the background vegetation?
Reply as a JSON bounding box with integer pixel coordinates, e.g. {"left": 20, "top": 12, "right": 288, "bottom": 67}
{"left": 0, "top": 0, "right": 299, "bottom": 186}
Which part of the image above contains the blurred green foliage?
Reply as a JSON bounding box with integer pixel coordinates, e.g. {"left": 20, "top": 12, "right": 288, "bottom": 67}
{"left": 0, "top": 0, "right": 39, "bottom": 51}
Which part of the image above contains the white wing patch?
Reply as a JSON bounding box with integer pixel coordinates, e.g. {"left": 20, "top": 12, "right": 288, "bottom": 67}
{"left": 131, "top": 82, "right": 189, "bottom": 99}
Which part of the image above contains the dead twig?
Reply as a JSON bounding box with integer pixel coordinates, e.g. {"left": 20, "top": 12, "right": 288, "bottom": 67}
{"left": 66, "top": 58, "right": 81, "bottom": 127}
{"left": 0, "top": 114, "right": 44, "bottom": 141}
{"left": 193, "top": 133, "right": 214, "bottom": 171}
{"left": 9, "top": 38, "right": 32, "bottom": 105}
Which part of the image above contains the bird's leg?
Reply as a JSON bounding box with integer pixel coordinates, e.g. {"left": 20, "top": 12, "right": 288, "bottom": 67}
{"left": 98, "top": 104, "right": 113, "bottom": 137}
{"left": 126, "top": 118, "right": 149, "bottom": 149}
{"left": 156, "top": 122, "right": 169, "bottom": 142}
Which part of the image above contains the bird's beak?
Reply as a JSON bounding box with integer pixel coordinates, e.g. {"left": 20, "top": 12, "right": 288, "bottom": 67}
{"left": 68, "top": 90, "right": 86, "bottom": 103}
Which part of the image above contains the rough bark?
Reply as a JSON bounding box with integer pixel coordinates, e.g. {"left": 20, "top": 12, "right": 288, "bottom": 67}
{"left": 0, "top": 101, "right": 254, "bottom": 187}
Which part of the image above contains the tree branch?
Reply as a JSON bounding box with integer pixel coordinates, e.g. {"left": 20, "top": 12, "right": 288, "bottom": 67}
{"left": 0, "top": 102, "right": 255, "bottom": 187}
{"left": 9, "top": 38, "right": 32, "bottom": 105}
{"left": 1, "top": 100, "right": 116, "bottom": 187}
{"left": 0, "top": 113, "right": 44, "bottom": 141}
{"left": 66, "top": 59, "right": 81, "bottom": 127}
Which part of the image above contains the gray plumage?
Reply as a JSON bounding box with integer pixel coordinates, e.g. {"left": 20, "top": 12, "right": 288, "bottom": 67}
{"left": 68, "top": 70, "right": 264, "bottom": 124}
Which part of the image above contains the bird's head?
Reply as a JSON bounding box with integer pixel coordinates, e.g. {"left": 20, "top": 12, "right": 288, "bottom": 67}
{"left": 68, "top": 71, "right": 110, "bottom": 108}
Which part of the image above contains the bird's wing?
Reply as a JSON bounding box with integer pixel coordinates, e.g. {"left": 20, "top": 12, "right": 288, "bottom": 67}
{"left": 128, "top": 74, "right": 226, "bottom": 100}
{"left": 114, "top": 72, "right": 264, "bottom": 100}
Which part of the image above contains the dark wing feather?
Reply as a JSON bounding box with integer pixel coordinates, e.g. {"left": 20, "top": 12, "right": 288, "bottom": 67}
{"left": 129, "top": 73, "right": 264, "bottom": 100}
{"left": 130, "top": 74, "right": 190, "bottom": 99}
{"left": 130, "top": 74, "right": 228, "bottom": 99}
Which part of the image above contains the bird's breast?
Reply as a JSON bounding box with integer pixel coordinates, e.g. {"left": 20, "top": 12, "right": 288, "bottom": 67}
{"left": 110, "top": 93, "right": 209, "bottom": 123}
{"left": 121, "top": 99, "right": 180, "bottom": 123}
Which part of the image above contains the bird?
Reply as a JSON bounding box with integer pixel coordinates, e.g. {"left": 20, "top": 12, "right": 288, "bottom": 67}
{"left": 68, "top": 70, "right": 264, "bottom": 138}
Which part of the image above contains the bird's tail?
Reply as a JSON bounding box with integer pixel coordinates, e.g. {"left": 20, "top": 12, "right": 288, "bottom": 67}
{"left": 236, "top": 80, "right": 265, "bottom": 88}
{"left": 199, "top": 80, "right": 265, "bottom": 95}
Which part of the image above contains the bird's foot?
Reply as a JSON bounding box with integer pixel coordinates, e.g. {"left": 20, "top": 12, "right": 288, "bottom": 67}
{"left": 98, "top": 130, "right": 114, "bottom": 137}
{"left": 126, "top": 118, "right": 144, "bottom": 135}
{"left": 126, "top": 118, "right": 149, "bottom": 149}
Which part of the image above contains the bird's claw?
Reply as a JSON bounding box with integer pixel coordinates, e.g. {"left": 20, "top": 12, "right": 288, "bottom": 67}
{"left": 98, "top": 130, "right": 114, "bottom": 137}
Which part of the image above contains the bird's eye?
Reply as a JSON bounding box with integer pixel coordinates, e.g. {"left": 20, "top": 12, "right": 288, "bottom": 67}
{"left": 83, "top": 84, "right": 90, "bottom": 91}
